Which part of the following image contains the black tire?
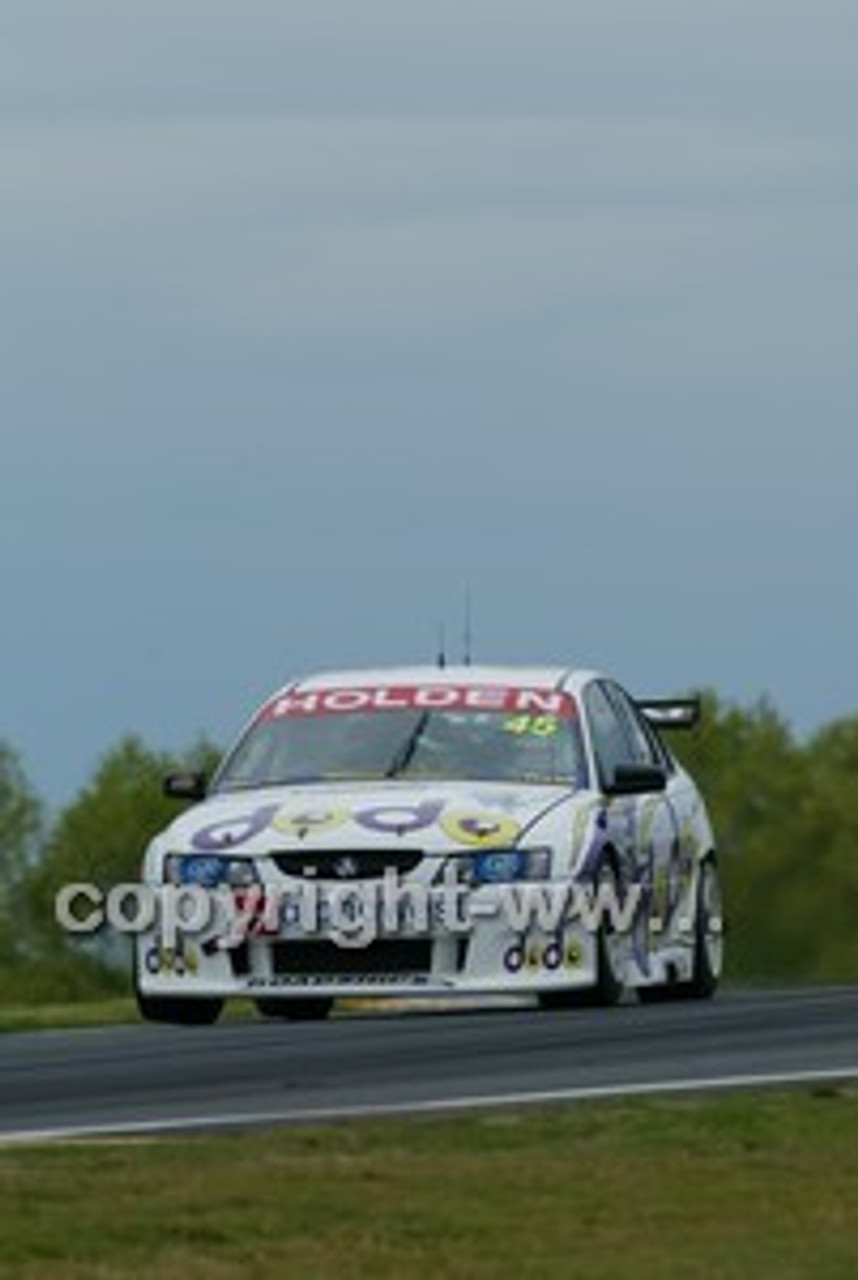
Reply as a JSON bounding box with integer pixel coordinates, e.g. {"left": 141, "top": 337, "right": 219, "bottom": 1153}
{"left": 637, "top": 856, "right": 723, "bottom": 1004}
{"left": 684, "top": 857, "right": 723, "bottom": 999}
{"left": 135, "top": 989, "right": 224, "bottom": 1025}
{"left": 254, "top": 997, "right": 334, "bottom": 1022}
{"left": 538, "top": 859, "right": 625, "bottom": 1010}
{"left": 636, "top": 982, "right": 676, "bottom": 1005}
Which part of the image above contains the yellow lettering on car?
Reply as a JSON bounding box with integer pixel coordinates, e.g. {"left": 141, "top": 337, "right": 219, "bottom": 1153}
{"left": 503, "top": 714, "right": 559, "bottom": 737}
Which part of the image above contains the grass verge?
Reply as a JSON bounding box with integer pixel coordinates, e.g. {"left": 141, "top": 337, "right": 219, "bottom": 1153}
{"left": 0, "top": 999, "right": 138, "bottom": 1034}
{"left": 2, "top": 1089, "right": 858, "bottom": 1278}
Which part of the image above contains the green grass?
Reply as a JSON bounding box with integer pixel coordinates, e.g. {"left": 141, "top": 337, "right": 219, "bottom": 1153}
{"left": 0, "top": 996, "right": 462, "bottom": 1033}
{"left": 0, "top": 998, "right": 268, "bottom": 1033}
{"left": 2, "top": 1089, "right": 858, "bottom": 1278}
{"left": 0, "top": 998, "right": 138, "bottom": 1034}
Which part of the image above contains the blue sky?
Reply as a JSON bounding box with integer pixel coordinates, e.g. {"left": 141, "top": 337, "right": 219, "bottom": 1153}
{"left": 1, "top": 1, "right": 856, "bottom": 806}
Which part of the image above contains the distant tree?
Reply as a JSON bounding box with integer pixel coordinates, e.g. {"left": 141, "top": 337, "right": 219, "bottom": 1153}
{"left": 23, "top": 734, "right": 221, "bottom": 961}
{"left": 0, "top": 742, "right": 44, "bottom": 958}
{"left": 0, "top": 741, "right": 43, "bottom": 882}
{"left": 791, "top": 716, "right": 858, "bottom": 979}
{"left": 669, "top": 693, "right": 806, "bottom": 979}
{"left": 671, "top": 696, "right": 858, "bottom": 982}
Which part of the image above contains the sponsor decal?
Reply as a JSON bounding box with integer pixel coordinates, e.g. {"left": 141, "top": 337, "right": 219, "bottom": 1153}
{"left": 192, "top": 804, "right": 279, "bottom": 852}
{"left": 356, "top": 800, "right": 443, "bottom": 835}
{"left": 262, "top": 685, "right": 577, "bottom": 720}
{"left": 144, "top": 942, "right": 199, "bottom": 977}
{"left": 272, "top": 808, "right": 349, "bottom": 838}
{"left": 193, "top": 798, "right": 521, "bottom": 849}
{"left": 504, "top": 937, "right": 582, "bottom": 974}
{"left": 440, "top": 811, "right": 521, "bottom": 847}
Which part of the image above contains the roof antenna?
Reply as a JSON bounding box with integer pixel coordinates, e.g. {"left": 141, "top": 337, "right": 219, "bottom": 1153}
{"left": 463, "top": 585, "right": 473, "bottom": 666}
{"left": 437, "top": 621, "right": 447, "bottom": 669}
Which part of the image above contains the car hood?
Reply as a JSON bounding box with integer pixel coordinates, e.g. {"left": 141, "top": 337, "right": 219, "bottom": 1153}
{"left": 159, "top": 779, "right": 576, "bottom": 857}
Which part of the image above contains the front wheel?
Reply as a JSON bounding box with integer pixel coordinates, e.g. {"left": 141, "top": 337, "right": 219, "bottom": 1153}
{"left": 538, "top": 859, "right": 626, "bottom": 1010}
{"left": 135, "top": 989, "right": 224, "bottom": 1025}
{"left": 254, "top": 997, "right": 334, "bottom": 1022}
{"left": 684, "top": 856, "right": 723, "bottom": 998}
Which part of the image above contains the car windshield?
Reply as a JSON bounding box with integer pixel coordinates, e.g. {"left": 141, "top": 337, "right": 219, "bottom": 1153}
{"left": 214, "top": 689, "right": 586, "bottom": 790}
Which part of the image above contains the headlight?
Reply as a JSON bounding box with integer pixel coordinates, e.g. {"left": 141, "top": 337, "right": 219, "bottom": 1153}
{"left": 164, "top": 854, "right": 259, "bottom": 889}
{"left": 465, "top": 847, "right": 552, "bottom": 885}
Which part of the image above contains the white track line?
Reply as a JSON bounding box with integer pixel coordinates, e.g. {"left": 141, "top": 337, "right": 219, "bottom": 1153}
{"left": 3, "top": 1065, "right": 858, "bottom": 1145}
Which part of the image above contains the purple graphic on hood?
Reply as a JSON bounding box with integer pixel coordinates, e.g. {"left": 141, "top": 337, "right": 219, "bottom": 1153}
{"left": 191, "top": 804, "right": 279, "bottom": 851}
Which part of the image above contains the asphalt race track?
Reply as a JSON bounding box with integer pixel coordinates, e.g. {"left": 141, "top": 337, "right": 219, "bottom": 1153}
{"left": 2, "top": 987, "right": 858, "bottom": 1142}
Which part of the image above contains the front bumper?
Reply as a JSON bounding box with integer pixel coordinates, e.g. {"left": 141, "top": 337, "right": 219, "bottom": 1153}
{"left": 135, "top": 879, "right": 601, "bottom": 1000}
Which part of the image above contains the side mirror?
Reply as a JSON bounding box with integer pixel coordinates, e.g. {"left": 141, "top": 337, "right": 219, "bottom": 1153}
{"left": 605, "top": 763, "right": 667, "bottom": 796}
{"left": 163, "top": 771, "right": 208, "bottom": 802}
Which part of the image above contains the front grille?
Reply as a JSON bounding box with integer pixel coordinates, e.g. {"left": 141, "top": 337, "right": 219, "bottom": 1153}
{"left": 270, "top": 939, "right": 432, "bottom": 977}
{"left": 271, "top": 849, "right": 423, "bottom": 880}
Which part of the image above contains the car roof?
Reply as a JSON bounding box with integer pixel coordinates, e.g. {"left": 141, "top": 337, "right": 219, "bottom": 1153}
{"left": 278, "top": 664, "right": 602, "bottom": 699}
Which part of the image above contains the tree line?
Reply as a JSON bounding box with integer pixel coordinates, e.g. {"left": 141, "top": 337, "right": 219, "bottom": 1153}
{"left": 1, "top": 694, "right": 856, "bottom": 1004}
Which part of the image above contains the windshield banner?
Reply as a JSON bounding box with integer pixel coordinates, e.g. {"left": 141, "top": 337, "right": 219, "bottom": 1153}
{"left": 262, "top": 686, "right": 577, "bottom": 720}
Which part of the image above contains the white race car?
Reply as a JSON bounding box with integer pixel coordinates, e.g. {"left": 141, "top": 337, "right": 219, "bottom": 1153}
{"left": 135, "top": 665, "right": 723, "bottom": 1023}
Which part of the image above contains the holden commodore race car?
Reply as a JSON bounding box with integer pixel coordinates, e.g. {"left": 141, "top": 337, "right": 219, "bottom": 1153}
{"left": 135, "top": 665, "right": 723, "bottom": 1024}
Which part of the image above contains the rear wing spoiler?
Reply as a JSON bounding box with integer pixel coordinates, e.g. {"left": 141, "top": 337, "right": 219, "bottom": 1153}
{"left": 636, "top": 697, "right": 701, "bottom": 730}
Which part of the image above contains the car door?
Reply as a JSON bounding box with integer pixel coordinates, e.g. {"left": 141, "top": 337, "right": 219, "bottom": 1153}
{"left": 604, "top": 681, "right": 690, "bottom": 970}
{"left": 584, "top": 680, "right": 681, "bottom": 978}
